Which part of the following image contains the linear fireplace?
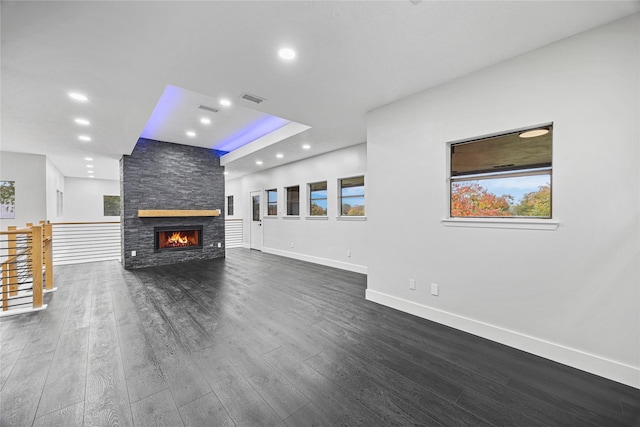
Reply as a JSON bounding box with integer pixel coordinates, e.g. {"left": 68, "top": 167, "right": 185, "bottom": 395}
{"left": 154, "top": 226, "right": 203, "bottom": 253}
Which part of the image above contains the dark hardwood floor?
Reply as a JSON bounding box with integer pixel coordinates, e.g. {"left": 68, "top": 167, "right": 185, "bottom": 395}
{"left": 1, "top": 248, "right": 638, "bottom": 426}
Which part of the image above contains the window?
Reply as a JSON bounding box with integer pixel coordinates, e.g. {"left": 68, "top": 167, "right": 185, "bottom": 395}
{"left": 103, "top": 195, "right": 120, "bottom": 216}
{"left": 55, "top": 189, "right": 63, "bottom": 217}
{"left": 309, "top": 181, "right": 327, "bottom": 216}
{"left": 227, "top": 195, "right": 234, "bottom": 216}
{"left": 340, "top": 176, "right": 365, "bottom": 216}
{"left": 286, "top": 186, "right": 299, "bottom": 216}
{"left": 0, "top": 181, "right": 15, "bottom": 219}
{"left": 266, "top": 189, "right": 277, "bottom": 216}
{"left": 252, "top": 194, "right": 260, "bottom": 221}
{"left": 450, "top": 125, "right": 552, "bottom": 218}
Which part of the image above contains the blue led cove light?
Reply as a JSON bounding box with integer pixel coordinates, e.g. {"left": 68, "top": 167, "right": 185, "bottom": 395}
{"left": 215, "top": 115, "right": 290, "bottom": 152}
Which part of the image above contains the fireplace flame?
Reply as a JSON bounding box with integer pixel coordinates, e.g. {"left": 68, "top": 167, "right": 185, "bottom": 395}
{"left": 157, "top": 228, "right": 200, "bottom": 251}
{"left": 168, "top": 231, "right": 189, "bottom": 245}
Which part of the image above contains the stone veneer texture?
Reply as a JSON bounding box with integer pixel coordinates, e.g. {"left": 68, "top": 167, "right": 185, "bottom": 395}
{"left": 121, "top": 138, "right": 225, "bottom": 268}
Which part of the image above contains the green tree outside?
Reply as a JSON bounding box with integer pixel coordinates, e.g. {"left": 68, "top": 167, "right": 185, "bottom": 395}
{"left": 514, "top": 185, "right": 550, "bottom": 217}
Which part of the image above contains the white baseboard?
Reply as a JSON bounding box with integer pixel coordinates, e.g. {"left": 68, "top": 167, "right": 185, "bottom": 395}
{"left": 262, "top": 247, "right": 367, "bottom": 274}
{"left": 366, "top": 289, "right": 640, "bottom": 389}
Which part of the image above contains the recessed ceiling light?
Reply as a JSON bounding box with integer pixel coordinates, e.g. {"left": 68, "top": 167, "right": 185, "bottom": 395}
{"left": 186, "top": 130, "right": 196, "bottom": 137}
{"left": 223, "top": 171, "right": 229, "bottom": 175}
{"left": 200, "top": 117, "right": 211, "bottom": 125}
{"left": 84, "top": 157, "right": 93, "bottom": 161}
{"left": 74, "top": 118, "right": 90, "bottom": 126}
{"left": 78, "top": 135, "right": 91, "bottom": 142}
{"left": 278, "top": 48, "right": 296, "bottom": 60}
{"left": 220, "top": 99, "right": 231, "bottom": 107}
{"left": 519, "top": 128, "right": 549, "bottom": 138}
{"left": 69, "top": 92, "right": 88, "bottom": 101}
{"left": 86, "top": 164, "right": 94, "bottom": 168}
{"left": 256, "top": 160, "right": 263, "bottom": 165}
{"left": 302, "top": 144, "right": 311, "bottom": 150}
{"left": 276, "top": 153, "right": 284, "bottom": 159}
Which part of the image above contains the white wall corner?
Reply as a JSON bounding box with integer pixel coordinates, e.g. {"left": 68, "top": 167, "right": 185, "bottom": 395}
{"left": 365, "top": 289, "right": 640, "bottom": 389}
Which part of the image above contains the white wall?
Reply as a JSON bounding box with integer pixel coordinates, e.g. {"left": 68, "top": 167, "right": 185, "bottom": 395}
{"left": 0, "top": 152, "right": 120, "bottom": 225}
{"left": 366, "top": 14, "right": 639, "bottom": 387}
{"left": 225, "top": 177, "right": 242, "bottom": 219}
{"left": 64, "top": 177, "right": 120, "bottom": 222}
{"left": 226, "top": 143, "right": 368, "bottom": 273}
{"left": 0, "top": 151, "right": 47, "bottom": 228}
{"left": 46, "top": 158, "right": 65, "bottom": 222}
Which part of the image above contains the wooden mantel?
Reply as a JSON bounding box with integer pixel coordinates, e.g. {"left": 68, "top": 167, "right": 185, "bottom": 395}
{"left": 137, "top": 209, "right": 221, "bottom": 218}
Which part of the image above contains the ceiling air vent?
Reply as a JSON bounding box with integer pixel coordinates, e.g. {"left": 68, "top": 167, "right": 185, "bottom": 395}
{"left": 198, "top": 105, "right": 219, "bottom": 113}
{"left": 240, "top": 92, "right": 266, "bottom": 104}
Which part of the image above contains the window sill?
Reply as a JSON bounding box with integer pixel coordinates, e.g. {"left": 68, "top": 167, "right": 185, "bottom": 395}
{"left": 336, "top": 216, "right": 367, "bottom": 221}
{"left": 283, "top": 216, "right": 301, "bottom": 220}
{"left": 441, "top": 217, "right": 559, "bottom": 230}
{"left": 263, "top": 216, "right": 278, "bottom": 220}
{"left": 306, "top": 216, "right": 329, "bottom": 220}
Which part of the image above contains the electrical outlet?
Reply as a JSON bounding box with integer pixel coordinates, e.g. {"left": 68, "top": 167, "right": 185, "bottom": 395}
{"left": 431, "top": 283, "right": 439, "bottom": 296}
{"left": 409, "top": 279, "right": 416, "bottom": 290}
{"left": 217, "top": 242, "right": 222, "bottom": 248}
{"left": 131, "top": 250, "right": 136, "bottom": 257}
{"left": 290, "top": 242, "right": 294, "bottom": 248}
{"left": 347, "top": 249, "right": 351, "bottom": 258}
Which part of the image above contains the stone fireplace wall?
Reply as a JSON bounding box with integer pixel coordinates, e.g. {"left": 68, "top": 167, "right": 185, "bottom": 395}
{"left": 121, "top": 138, "right": 225, "bottom": 269}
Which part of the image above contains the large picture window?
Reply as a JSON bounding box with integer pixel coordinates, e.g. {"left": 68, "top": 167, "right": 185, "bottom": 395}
{"left": 286, "top": 186, "right": 299, "bottom": 216}
{"left": 309, "top": 181, "right": 327, "bottom": 216}
{"left": 450, "top": 125, "right": 552, "bottom": 218}
{"left": 340, "top": 176, "right": 365, "bottom": 216}
{"left": 266, "top": 189, "right": 277, "bottom": 216}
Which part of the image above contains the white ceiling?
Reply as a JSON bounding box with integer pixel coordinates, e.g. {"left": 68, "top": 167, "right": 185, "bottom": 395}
{"left": 2, "top": 1, "right": 638, "bottom": 181}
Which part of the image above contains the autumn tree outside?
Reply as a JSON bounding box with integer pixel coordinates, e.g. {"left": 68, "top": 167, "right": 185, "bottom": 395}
{"left": 451, "top": 182, "right": 550, "bottom": 217}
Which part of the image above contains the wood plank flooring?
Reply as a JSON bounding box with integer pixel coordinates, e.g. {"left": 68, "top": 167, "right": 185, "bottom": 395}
{"left": 1, "top": 248, "right": 638, "bottom": 426}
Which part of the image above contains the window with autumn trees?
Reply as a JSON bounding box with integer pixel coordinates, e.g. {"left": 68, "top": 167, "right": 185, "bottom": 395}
{"left": 266, "top": 189, "right": 277, "bottom": 216}
{"left": 340, "top": 176, "right": 365, "bottom": 216}
{"left": 450, "top": 125, "right": 552, "bottom": 218}
{"left": 309, "top": 181, "right": 328, "bottom": 216}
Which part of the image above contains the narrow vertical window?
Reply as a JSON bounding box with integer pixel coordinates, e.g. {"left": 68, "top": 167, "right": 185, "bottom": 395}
{"left": 340, "top": 176, "right": 365, "bottom": 216}
{"left": 252, "top": 195, "right": 260, "bottom": 221}
{"left": 266, "top": 189, "right": 277, "bottom": 216}
{"left": 450, "top": 124, "right": 552, "bottom": 218}
{"left": 57, "top": 190, "right": 64, "bottom": 217}
{"left": 227, "top": 195, "right": 234, "bottom": 216}
{"left": 286, "top": 186, "right": 300, "bottom": 216}
{"left": 309, "top": 181, "right": 327, "bottom": 216}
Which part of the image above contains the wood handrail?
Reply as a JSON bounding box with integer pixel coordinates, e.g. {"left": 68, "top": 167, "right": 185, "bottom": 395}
{"left": 0, "top": 228, "right": 33, "bottom": 235}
